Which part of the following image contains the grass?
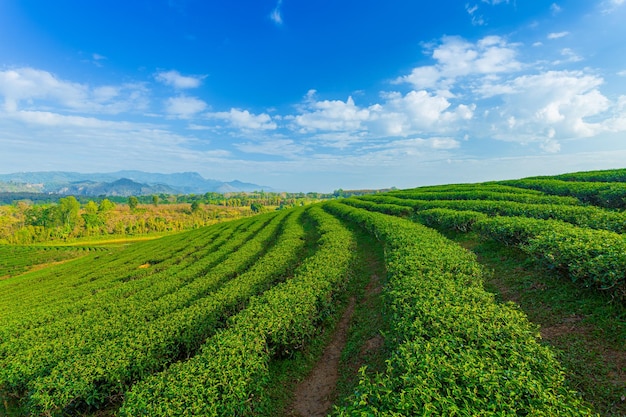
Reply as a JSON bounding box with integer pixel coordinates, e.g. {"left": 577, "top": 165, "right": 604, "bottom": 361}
{"left": 449, "top": 231, "right": 626, "bottom": 417}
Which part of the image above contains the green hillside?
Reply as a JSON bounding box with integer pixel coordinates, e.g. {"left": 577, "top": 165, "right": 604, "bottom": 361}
{"left": 1, "top": 169, "right": 625, "bottom": 416}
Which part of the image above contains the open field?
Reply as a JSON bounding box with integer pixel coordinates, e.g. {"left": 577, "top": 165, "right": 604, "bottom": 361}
{"left": 1, "top": 169, "right": 625, "bottom": 416}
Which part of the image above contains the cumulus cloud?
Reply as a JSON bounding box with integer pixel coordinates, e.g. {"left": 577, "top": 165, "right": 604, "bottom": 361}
{"left": 385, "top": 35, "right": 626, "bottom": 153}
{"left": 165, "top": 96, "right": 208, "bottom": 118}
{"left": 208, "top": 108, "right": 277, "bottom": 130}
{"left": 291, "top": 88, "right": 474, "bottom": 141}
{"left": 369, "top": 90, "right": 470, "bottom": 136}
{"left": 295, "top": 95, "right": 370, "bottom": 132}
{"left": 395, "top": 36, "right": 521, "bottom": 90}
{"left": 482, "top": 70, "right": 612, "bottom": 141}
{"left": 155, "top": 70, "right": 205, "bottom": 89}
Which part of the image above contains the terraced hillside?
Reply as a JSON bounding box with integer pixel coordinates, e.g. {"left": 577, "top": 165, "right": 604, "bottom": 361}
{"left": 1, "top": 169, "right": 625, "bottom": 416}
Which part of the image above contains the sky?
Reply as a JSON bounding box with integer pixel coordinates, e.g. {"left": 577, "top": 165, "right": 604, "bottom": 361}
{"left": 1, "top": 0, "right": 626, "bottom": 192}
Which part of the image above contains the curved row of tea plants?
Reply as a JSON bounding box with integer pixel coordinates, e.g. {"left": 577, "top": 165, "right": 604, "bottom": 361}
{"left": 325, "top": 201, "right": 594, "bottom": 416}
{"left": 500, "top": 178, "right": 626, "bottom": 209}
{"left": 0, "top": 210, "right": 297, "bottom": 414}
{"left": 24, "top": 208, "right": 311, "bottom": 415}
{"left": 0, "top": 219, "right": 234, "bottom": 316}
{"left": 388, "top": 188, "right": 580, "bottom": 205}
{"left": 537, "top": 168, "right": 626, "bottom": 183}
{"left": 0, "top": 214, "right": 266, "bottom": 345}
{"left": 397, "top": 182, "right": 546, "bottom": 195}
{"left": 118, "top": 205, "right": 356, "bottom": 416}
{"left": 358, "top": 194, "right": 626, "bottom": 233}
{"left": 0, "top": 245, "right": 101, "bottom": 279}
{"left": 416, "top": 208, "right": 626, "bottom": 298}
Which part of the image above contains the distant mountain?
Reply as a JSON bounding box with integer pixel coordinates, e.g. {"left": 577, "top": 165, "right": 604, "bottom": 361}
{"left": 57, "top": 178, "right": 179, "bottom": 197}
{"left": 0, "top": 171, "right": 273, "bottom": 196}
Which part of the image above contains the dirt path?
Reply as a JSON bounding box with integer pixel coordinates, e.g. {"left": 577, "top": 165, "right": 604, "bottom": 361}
{"left": 288, "top": 227, "right": 386, "bottom": 417}
{"left": 289, "top": 297, "right": 356, "bottom": 417}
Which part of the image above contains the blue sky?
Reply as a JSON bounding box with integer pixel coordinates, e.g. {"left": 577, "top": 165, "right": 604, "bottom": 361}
{"left": 1, "top": 0, "right": 626, "bottom": 192}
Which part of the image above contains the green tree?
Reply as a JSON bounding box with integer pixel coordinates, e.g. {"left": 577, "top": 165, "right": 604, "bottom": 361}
{"left": 128, "top": 196, "right": 139, "bottom": 211}
{"left": 82, "top": 200, "right": 103, "bottom": 229}
{"left": 98, "top": 199, "right": 115, "bottom": 213}
{"left": 152, "top": 195, "right": 159, "bottom": 206}
{"left": 58, "top": 196, "right": 81, "bottom": 230}
{"left": 84, "top": 200, "right": 98, "bottom": 214}
{"left": 190, "top": 201, "right": 201, "bottom": 213}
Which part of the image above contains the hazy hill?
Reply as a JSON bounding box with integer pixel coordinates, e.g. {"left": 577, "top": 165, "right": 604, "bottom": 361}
{"left": 0, "top": 171, "right": 272, "bottom": 196}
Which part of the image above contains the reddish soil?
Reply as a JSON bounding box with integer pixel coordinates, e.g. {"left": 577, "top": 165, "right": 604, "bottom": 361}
{"left": 289, "top": 297, "right": 356, "bottom": 417}
{"left": 288, "top": 264, "right": 384, "bottom": 417}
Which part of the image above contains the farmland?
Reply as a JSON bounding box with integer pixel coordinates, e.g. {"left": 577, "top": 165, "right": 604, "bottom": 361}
{"left": 1, "top": 169, "right": 625, "bottom": 416}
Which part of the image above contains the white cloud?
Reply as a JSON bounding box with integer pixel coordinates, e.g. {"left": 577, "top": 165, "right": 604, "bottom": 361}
{"left": 554, "top": 48, "right": 583, "bottom": 64}
{"left": 155, "top": 70, "right": 205, "bottom": 89}
{"left": 165, "top": 96, "right": 207, "bottom": 118}
{"left": 550, "top": 3, "right": 562, "bottom": 14}
{"left": 208, "top": 108, "right": 277, "bottom": 130}
{"left": 618, "top": 70, "right": 626, "bottom": 76}
{"left": 483, "top": 70, "right": 612, "bottom": 140}
{"left": 395, "top": 36, "right": 521, "bottom": 90}
{"left": 355, "top": 137, "right": 461, "bottom": 163}
{"left": 0, "top": 67, "right": 147, "bottom": 114}
{"left": 465, "top": 4, "right": 485, "bottom": 26}
{"left": 398, "top": 66, "right": 440, "bottom": 89}
{"left": 295, "top": 96, "right": 370, "bottom": 132}
{"left": 540, "top": 139, "right": 561, "bottom": 153}
{"left": 7, "top": 110, "right": 138, "bottom": 129}
{"left": 547, "top": 31, "right": 570, "bottom": 39}
{"left": 291, "top": 88, "right": 474, "bottom": 140}
{"left": 270, "top": 0, "right": 283, "bottom": 25}
{"left": 369, "top": 90, "right": 458, "bottom": 136}
{"left": 431, "top": 137, "right": 462, "bottom": 149}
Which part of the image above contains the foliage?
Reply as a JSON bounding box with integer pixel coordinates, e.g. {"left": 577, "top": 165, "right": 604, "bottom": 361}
{"left": 127, "top": 196, "right": 139, "bottom": 211}
{"left": 326, "top": 202, "right": 594, "bottom": 416}
{"left": 119, "top": 205, "right": 356, "bottom": 416}
{"left": 3, "top": 168, "right": 626, "bottom": 416}
{"left": 0, "top": 201, "right": 249, "bottom": 244}
{"left": 413, "top": 208, "right": 626, "bottom": 299}
{"left": 500, "top": 178, "right": 626, "bottom": 209}
{"left": 360, "top": 193, "right": 626, "bottom": 233}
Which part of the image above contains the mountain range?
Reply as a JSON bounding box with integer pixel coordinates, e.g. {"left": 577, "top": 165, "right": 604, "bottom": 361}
{"left": 0, "top": 171, "right": 272, "bottom": 196}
